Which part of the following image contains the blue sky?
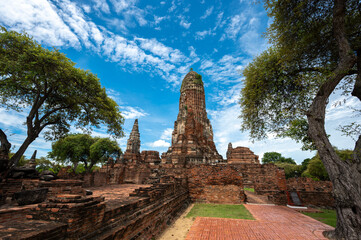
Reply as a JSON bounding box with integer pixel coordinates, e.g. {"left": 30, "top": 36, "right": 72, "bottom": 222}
{"left": 0, "top": 0, "right": 359, "bottom": 164}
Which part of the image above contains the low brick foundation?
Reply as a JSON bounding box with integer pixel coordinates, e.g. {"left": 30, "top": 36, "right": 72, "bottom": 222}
{"left": 25, "top": 181, "right": 189, "bottom": 240}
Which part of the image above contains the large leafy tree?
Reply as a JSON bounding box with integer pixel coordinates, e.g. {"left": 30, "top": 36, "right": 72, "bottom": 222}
{"left": 0, "top": 27, "right": 124, "bottom": 177}
{"left": 240, "top": 0, "right": 361, "bottom": 238}
{"left": 262, "top": 151, "right": 296, "bottom": 164}
{"left": 49, "top": 134, "right": 121, "bottom": 173}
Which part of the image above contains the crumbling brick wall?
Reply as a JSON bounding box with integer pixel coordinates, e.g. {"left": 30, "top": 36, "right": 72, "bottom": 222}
{"left": 187, "top": 165, "right": 245, "bottom": 204}
{"left": 28, "top": 181, "right": 190, "bottom": 240}
{"left": 287, "top": 177, "right": 334, "bottom": 207}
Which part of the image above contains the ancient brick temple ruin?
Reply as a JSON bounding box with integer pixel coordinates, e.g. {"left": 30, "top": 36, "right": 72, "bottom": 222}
{"left": 0, "top": 70, "right": 334, "bottom": 240}
{"left": 162, "top": 70, "right": 223, "bottom": 165}
{"left": 226, "top": 143, "right": 260, "bottom": 164}
{"left": 123, "top": 119, "right": 141, "bottom": 163}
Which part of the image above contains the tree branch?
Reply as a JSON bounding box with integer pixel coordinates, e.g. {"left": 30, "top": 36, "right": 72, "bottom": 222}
{"left": 0, "top": 129, "right": 11, "bottom": 153}
{"left": 351, "top": 50, "right": 361, "bottom": 100}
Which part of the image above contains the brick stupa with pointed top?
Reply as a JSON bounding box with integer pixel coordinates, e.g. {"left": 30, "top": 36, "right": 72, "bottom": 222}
{"left": 162, "top": 70, "right": 223, "bottom": 165}
{"left": 123, "top": 119, "right": 141, "bottom": 163}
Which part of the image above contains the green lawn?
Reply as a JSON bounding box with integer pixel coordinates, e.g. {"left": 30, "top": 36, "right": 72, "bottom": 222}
{"left": 244, "top": 187, "right": 255, "bottom": 192}
{"left": 302, "top": 209, "right": 337, "bottom": 227}
{"left": 186, "top": 203, "right": 254, "bottom": 220}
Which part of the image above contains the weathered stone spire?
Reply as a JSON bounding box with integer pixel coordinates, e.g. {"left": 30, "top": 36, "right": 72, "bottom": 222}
{"left": 28, "top": 150, "right": 37, "bottom": 168}
{"left": 126, "top": 119, "right": 140, "bottom": 154}
{"left": 162, "top": 70, "right": 223, "bottom": 165}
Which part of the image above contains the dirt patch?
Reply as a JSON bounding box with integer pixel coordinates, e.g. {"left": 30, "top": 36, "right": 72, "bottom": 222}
{"left": 157, "top": 203, "right": 195, "bottom": 240}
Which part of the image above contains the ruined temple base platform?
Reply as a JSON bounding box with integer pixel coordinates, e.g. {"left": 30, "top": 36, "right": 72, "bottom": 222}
{"left": 87, "top": 184, "right": 151, "bottom": 209}
{"left": 186, "top": 204, "right": 334, "bottom": 240}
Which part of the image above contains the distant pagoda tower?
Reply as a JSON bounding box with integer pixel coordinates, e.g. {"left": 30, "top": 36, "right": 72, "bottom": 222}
{"left": 123, "top": 119, "right": 141, "bottom": 162}
{"left": 162, "top": 70, "right": 223, "bottom": 165}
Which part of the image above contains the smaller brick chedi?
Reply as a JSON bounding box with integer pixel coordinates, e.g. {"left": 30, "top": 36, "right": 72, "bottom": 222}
{"left": 226, "top": 143, "right": 260, "bottom": 164}
{"left": 162, "top": 70, "right": 223, "bottom": 165}
{"left": 123, "top": 119, "right": 141, "bottom": 162}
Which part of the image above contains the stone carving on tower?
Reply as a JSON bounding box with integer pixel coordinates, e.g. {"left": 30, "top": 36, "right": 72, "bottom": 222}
{"left": 162, "top": 70, "right": 223, "bottom": 165}
{"left": 123, "top": 119, "right": 141, "bottom": 163}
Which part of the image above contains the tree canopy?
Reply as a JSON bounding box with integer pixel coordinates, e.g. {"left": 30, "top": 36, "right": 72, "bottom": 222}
{"left": 261, "top": 152, "right": 296, "bottom": 164}
{"left": 0, "top": 27, "right": 124, "bottom": 174}
{"left": 49, "top": 134, "right": 120, "bottom": 173}
{"left": 240, "top": 0, "right": 361, "bottom": 238}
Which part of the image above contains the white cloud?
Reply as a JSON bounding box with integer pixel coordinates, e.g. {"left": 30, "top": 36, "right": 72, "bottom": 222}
{"left": 0, "top": 108, "right": 26, "bottom": 127}
{"left": 195, "top": 29, "right": 212, "bottom": 40}
{"left": 160, "top": 128, "right": 173, "bottom": 141}
{"left": 326, "top": 96, "right": 360, "bottom": 121}
{"left": 135, "top": 38, "right": 186, "bottom": 64}
{"left": 225, "top": 14, "right": 247, "bottom": 40}
{"left": 0, "top": 0, "right": 198, "bottom": 87}
{"left": 179, "top": 16, "right": 191, "bottom": 29}
{"left": 110, "top": 0, "right": 137, "bottom": 13}
{"left": 169, "top": 0, "right": 177, "bottom": 12}
{"left": 200, "top": 55, "right": 247, "bottom": 84}
{"left": 0, "top": 0, "right": 80, "bottom": 48}
{"left": 145, "top": 127, "right": 172, "bottom": 149}
{"left": 200, "top": 6, "right": 214, "bottom": 19}
{"left": 121, "top": 106, "right": 148, "bottom": 119}
{"left": 82, "top": 4, "right": 91, "bottom": 13}
{"left": 147, "top": 139, "right": 170, "bottom": 148}
{"left": 92, "top": 0, "right": 110, "bottom": 13}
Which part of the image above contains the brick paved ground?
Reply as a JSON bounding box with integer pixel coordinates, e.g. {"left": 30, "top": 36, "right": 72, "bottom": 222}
{"left": 185, "top": 204, "right": 334, "bottom": 240}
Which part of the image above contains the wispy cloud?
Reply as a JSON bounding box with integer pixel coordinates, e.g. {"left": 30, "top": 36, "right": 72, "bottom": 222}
{"left": 0, "top": 0, "right": 200, "bottom": 87}
{"left": 0, "top": 0, "right": 80, "bottom": 48}
{"left": 92, "top": 0, "right": 110, "bottom": 13}
{"left": 200, "top": 55, "right": 247, "bottom": 84}
{"left": 179, "top": 16, "right": 191, "bottom": 29}
{"left": 195, "top": 29, "right": 213, "bottom": 40}
{"left": 120, "top": 106, "right": 148, "bottom": 119}
{"left": 200, "top": 6, "right": 214, "bottom": 19}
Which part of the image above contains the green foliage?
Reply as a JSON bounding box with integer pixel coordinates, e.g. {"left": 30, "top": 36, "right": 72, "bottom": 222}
{"left": 244, "top": 187, "right": 255, "bottom": 192}
{"left": 301, "top": 158, "right": 311, "bottom": 171}
{"left": 0, "top": 27, "right": 124, "bottom": 168}
{"left": 275, "top": 162, "right": 303, "bottom": 179}
{"left": 302, "top": 209, "right": 337, "bottom": 228}
{"left": 49, "top": 134, "right": 120, "bottom": 173}
{"left": 240, "top": 0, "right": 360, "bottom": 142}
{"left": 193, "top": 73, "right": 203, "bottom": 85}
{"left": 304, "top": 156, "right": 329, "bottom": 181}
{"left": 186, "top": 204, "right": 254, "bottom": 220}
{"left": 280, "top": 119, "right": 317, "bottom": 151}
{"left": 262, "top": 152, "right": 296, "bottom": 164}
{"left": 302, "top": 149, "right": 354, "bottom": 181}
{"left": 241, "top": 47, "right": 322, "bottom": 140}
{"left": 34, "top": 156, "right": 63, "bottom": 174}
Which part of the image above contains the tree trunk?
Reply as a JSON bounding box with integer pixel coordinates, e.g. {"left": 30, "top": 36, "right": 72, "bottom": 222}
{"left": 10, "top": 135, "right": 37, "bottom": 168}
{"left": 306, "top": 1, "right": 361, "bottom": 238}
{"left": 0, "top": 129, "right": 11, "bottom": 176}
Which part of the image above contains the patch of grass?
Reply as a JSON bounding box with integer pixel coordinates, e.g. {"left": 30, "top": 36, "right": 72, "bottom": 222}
{"left": 302, "top": 209, "right": 337, "bottom": 227}
{"left": 244, "top": 187, "right": 255, "bottom": 192}
{"left": 186, "top": 203, "right": 254, "bottom": 220}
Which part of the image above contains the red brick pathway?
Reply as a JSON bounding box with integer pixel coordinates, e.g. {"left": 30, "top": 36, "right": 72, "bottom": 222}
{"left": 185, "top": 204, "right": 334, "bottom": 240}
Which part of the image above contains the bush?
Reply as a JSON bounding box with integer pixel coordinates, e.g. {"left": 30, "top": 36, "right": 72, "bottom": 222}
{"left": 275, "top": 163, "right": 303, "bottom": 179}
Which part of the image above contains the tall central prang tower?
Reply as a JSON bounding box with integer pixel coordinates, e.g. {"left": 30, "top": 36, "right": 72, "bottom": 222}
{"left": 162, "top": 70, "right": 223, "bottom": 165}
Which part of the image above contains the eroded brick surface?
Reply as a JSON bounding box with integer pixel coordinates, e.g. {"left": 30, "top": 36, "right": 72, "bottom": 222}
{"left": 186, "top": 205, "right": 334, "bottom": 240}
